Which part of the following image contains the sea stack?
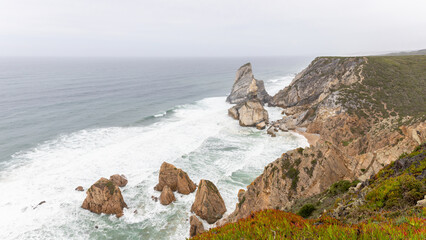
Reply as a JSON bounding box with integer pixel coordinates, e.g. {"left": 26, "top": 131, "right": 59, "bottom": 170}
{"left": 226, "top": 63, "right": 270, "bottom": 104}
{"left": 82, "top": 178, "right": 127, "bottom": 218}
{"left": 228, "top": 79, "right": 269, "bottom": 128}
{"left": 191, "top": 179, "right": 227, "bottom": 224}
{"left": 154, "top": 162, "right": 196, "bottom": 195}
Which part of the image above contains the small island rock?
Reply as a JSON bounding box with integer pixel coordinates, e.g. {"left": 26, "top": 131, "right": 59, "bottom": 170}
{"left": 82, "top": 178, "right": 127, "bottom": 218}
{"left": 75, "top": 186, "right": 84, "bottom": 191}
{"left": 110, "top": 174, "right": 128, "bottom": 187}
{"left": 191, "top": 179, "right": 227, "bottom": 224}
{"left": 189, "top": 215, "right": 205, "bottom": 237}
{"left": 160, "top": 185, "right": 176, "bottom": 205}
{"left": 154, "top": 162, "right": 196, "bottom": 195}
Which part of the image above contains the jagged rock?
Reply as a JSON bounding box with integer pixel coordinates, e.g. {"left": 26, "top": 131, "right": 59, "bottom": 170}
{"left": 154, "top": 162, "right": 196, "bottom": 195}
{"left": 256, "top": 121, "right": 266, "bottom": 130}
{"left": 191, "top": 179, "right": 227, "bottom": 224}
{"left": 189, "top": 215, "right": 205, "bottom": 237}
{"left": 82, "top": 178, "right": 127, "bottom": 218}
{"left": 228, "top": 106, "right": 239, "bottom": 120}
{"left": 160, "top": 185, "right": 176, "bottom": 205}
{"left": 75, "top": 186, "right": 84, "bottom": 191}
{"left": 226, "top": 63, "right": 270, "bottom": 104}
{"left": 237, "top": 99, "right": 269, "bottom": 127}
{"left": 110, "top": 174, "right": 128, "bottom": 187}
{"left": 267, "top": 126, "right": 276, "bottom": 137}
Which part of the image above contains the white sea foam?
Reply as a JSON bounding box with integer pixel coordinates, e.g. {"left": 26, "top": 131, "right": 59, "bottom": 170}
{"left": 0, "top": 74, "right": 308, "bottom": 240}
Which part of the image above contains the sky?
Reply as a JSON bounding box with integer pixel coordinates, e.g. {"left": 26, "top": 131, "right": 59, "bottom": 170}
{"left": 0, "top": 0, "right": 425, "bottom": 57}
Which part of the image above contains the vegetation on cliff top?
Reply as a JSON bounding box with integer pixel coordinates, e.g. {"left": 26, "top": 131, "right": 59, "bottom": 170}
{"left": 192, "top": 144, "right": 426, "bottom": 239}
{"left": 191, "top": 209, "right": 425, "bottom": 239}
{"left": 338, "top": 55, "right": 426, "bottom": 122}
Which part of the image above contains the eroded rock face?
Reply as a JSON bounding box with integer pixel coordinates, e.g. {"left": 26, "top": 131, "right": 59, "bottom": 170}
{"left": 191, "top": 179, "right": 226, "bottom": 224}
{"left": 223, "top": 56, "right": 426, "bottom": 224}
{"left": 160, "top": 185, "right": 176, "bottom": 205}
{"left": 110, "top": 174, "right": 128, "bottom": 187}
{"left": 237, "top": 99, "right": 269, "bottom": 127}
{"left": 82, "top": 178, "right": 127, "bottom": 218}
{"left": 189, "top": 215, "right": 205, "bottom": 237}
{"left": 226, "top": 63, "right": 270, "bottom": 104}
{"left": 154, "top": 162, "right": 196, "bottom": 195}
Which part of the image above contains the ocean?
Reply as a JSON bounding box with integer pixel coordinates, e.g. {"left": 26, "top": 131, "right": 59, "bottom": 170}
{"left": 0, "top": 56, "right": 312, "bottom": 239}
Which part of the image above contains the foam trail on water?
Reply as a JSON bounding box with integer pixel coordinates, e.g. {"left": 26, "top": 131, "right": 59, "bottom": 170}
{"left": 0, "top": 74, "right": 308, "bottom": 240}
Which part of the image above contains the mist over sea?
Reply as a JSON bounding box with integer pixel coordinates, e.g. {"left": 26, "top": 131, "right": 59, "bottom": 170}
{"left": 0, "top": 57, "right": 311, "bottom": 239}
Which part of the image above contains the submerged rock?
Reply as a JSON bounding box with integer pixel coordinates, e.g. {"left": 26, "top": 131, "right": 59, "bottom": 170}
{"left": 82, "top": 178, "right": 127, "bottom": 218}
{"left": 189, "top": 215, "right": 205, "bottom": 237}
{"left": 191, "top": 179, "right": 226, "bottom": 224}
{"left": 226, "top": 63, "right": 270, "bottom": 104}
{"left": 109, "top": 174, "right": 128, "bottom": 187}
{"left": 154, "top": 162, "right": 196, "bottom": 195}
{"left": 160, "top": 185, "right": 176, "bottom": 205}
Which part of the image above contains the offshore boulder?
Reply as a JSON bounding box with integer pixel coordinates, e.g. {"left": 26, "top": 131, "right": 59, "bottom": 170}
{"left": 191, "top": 179, "right": 227, "bottom": 224}
{"left": 82, "top": 178, "right": 127, "bottom": 218}
{"left": 226, "top": 63, "right": 270, "bottom": 104}
{"left": 159, "top": 185, "right": 176, "bottom": 205}
{"left": 228, "top": 79, "right": 269, "bottom": 127}
{"left": 109, "top": 174, "right": 128, "bottom": 187}
{"left": 189, "top": 215, "right": 205, "bottom": 237}
{"left": 154, "top": 162, "right": 196, "bottom": 195}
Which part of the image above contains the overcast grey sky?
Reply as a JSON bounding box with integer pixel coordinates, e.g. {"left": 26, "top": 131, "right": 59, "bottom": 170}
{"left": 0, "top": 0, "right": 425, "bottom": 57}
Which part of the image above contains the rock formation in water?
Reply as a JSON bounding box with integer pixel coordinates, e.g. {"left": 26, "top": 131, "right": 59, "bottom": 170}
{"left": 75, "top": 186, "right": 84, "bottom": 191}
{"left": 228, "top": 79, "right": 269, "bottom": 128}
{"left": 226, "top": 63, "right": 270, "bottom": 104}
{"left": 159, "top": 185, "right": 176, "bottom": 205}
{"left": 110, "top": 174, "right": 128, "bottom": 187}
{"left": 191, "top": 179, "right": 227, "bottom": 224}
{"left": 82, "top": 178, "right": 127, "bottom": 218}
{"left": 224, "top": 56, "right": 426, "bottom": 223}
{"left": 189, "top": 215, "right": 205, "bottom": 237}
{"left": 154, "top": 162, "right": 196, "bottom": 195}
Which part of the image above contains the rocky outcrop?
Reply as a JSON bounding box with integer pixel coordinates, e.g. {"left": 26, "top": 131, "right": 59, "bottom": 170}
{"left": 191, "top": 179, "right": 227, "bottom": 224}
{"left": 82, "top": 178, "right": 127, "bottom": 218}
{"left": 154, "top": 162, "right": 196, "bottom": 195}
{"left": 110, "top": 174, "right": 128, "bottom": 187}
{"left": 228, "top": 79, "right": 269, "bottom": 128}
{"left": 160, "top": 185, "right": 176, "bottom": 205}
{"left": 226, "top": 63, "right": 270, "bottom": 104}
{"left": 189, "top": 215, "right": 205, "bottom": 237}
{"left": 223, "top": 56, "right": 426, "bottom": 224}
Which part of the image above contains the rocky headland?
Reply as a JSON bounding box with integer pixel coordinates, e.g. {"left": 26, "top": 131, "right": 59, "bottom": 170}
{"left": 222, "top": 55, "right": 426, "bottom": 224}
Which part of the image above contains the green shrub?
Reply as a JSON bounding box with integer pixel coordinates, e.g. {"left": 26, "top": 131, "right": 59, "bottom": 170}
{"left": 297, "top": 204, "right": 316, "bottom": 218}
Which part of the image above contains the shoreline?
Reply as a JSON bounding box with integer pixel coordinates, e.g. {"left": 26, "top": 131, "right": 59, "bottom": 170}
{"left": 291, "top": 129, "right": 320, "bottom": 146}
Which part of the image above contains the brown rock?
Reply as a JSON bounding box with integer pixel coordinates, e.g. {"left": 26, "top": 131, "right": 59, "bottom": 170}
{"left": 109, "top": 174, "right": 128, "bottom": 187}
{"left": 237, "top": 189, "right": 245, "bottom": 202}
{"left": 82, "top": 178, "right": 127, "bottom": 218}
{"left": 160, "top": 185, "right": 176, "bottom": 205}
{"left": 256, "top": 121, "right": 266, "bottom": 130}
{"left": 191, "top": 179, "right": 226, "bottom": 224}
{"left": 189, "top": 215, "right": 205, "bottom": 237}
{"left": 238, "top": 99, "right": 269, "bottom": 127}
{"left": 228, "top": 106, "right": 239, "bottom": 120}
{"left": 75, "top": 186, "right": 84, "bottom": 191}
{"left": 154, "top": 162, "right": 196, "bottom": 195}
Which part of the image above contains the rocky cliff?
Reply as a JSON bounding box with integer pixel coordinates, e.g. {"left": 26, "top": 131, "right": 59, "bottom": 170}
{"left": 224, "top": 55, "right": 426, "bottom": 223}
{"left": 226, "top": 63, "right": 270, "bottom": 104}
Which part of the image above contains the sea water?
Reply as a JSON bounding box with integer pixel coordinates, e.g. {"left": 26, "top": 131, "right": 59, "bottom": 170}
{"left": 0, "top": 57, "right": 311, "bottom": 239}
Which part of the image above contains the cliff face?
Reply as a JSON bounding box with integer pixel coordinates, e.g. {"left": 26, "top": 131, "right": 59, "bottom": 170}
{"left": 225, "top": 55, "right": 426, "bottom": 223}
{"left": 226, "top": 63, "right": 270, "bottom": 104}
